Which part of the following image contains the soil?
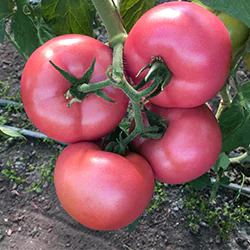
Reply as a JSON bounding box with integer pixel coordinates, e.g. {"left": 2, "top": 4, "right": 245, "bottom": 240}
{"left": 1, "top": 5, "right": 250, "bottom": 250}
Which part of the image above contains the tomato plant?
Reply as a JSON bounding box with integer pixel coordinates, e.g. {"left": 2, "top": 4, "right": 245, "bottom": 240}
{"left": 132, "top": 104, "right": 222, "bottom": 184}
{"left": 2, "top": 0, "right": 250, "bottom": 235}
{"left": 21, "top": 34, "right": 128, "bottom": 143}
{"left": 124, "top": 2, "right": 232, "bottom": 108}
{"left": 54, "top": 142, "right": 155, "bottom": 230}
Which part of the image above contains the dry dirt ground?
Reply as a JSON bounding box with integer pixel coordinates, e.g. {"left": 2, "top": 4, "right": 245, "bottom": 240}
{"left": 0, "top": 26, "right": 250, "bottom": 250}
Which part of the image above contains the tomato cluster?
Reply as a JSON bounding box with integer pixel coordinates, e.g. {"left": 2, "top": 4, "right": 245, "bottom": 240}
{"left": 21, "top": 2, "right": 233, "bottom": 230}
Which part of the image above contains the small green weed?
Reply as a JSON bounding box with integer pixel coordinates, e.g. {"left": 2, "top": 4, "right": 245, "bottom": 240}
{"left": 184, "top": 186, "right": 250, "bottom": 240}
{"left": 1, "top": 160, "right": 26, "bottom": 184}
{"left": 148, "top": 181, "right": 168, "bottom": 212}
{"left": 28, "top": 151, "right": 62, "bottom": 193}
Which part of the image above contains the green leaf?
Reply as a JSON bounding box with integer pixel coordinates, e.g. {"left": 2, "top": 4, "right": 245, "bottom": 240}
{"left": 11, "top": 10, "right": 40, "bottom": 56}
{"left": 0, "top": 125, "right": 26, "bottom": 139}
{"left": 219, "top": 82, "right": 250, "bottom": 152}
{"left": 120, "top": 0, "right": 156, "bottom": 32}
{"left": 200, "top": 0, "right": 250, "bottom": 28}
{"left": 41, "top": 0, "right": 94, "bottom": 36}
{"left": 188, "top": 173, "right": 211, "bottom": 191}
{"left": 0, "top": 19, "right": 5, "bottom": 42}
{"left": 37, "top": 17, "right": 55, "bottom": 44}
{"left": 0, "top": 0, "right": 15, "bottom": 42}
{"left": 16, "top": 0, "right": 29, "bottom": 8}
{"left": 219, "top": 176, "right": 230, "bottom": 187}
{"left": 246, "top": 37, "right": 250, "bottom": 53}
{"left": 0, "top": 0, "right": 14, "bottom": 20}
{"left": 213, "top": 153, "right": 230, "bottom": 172}
{"left": 127, "top": 216, "right": 140, "bottom": 232}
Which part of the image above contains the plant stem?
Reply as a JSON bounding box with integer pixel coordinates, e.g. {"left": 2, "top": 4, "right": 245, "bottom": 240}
{"left": 5, "top": 29, "right": 28, "bottom": 61}
{"left": 112, "top": 42, "right": 124, "bottom": 74}
{"left": 78, "top": 79, "right": 112, "bottom": 93}
{"left": 123, "top": 101, "right": 144, "bottom": 145}
{"left": 91, "top": 0, "right": 127, "bottom": 47}
{"left": 215, "top": 81, "right": 232, "bottom": 119}
{"left": 112, "top": 0, "right": 122, "bottom": 9}
{"left": 230, "top": 145, "right": 250, "bottom": 164}
{"left": 231, "top": 50, "right": 248, "bottom": 76}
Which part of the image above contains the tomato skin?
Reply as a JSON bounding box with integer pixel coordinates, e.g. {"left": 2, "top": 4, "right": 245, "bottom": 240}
{"left": 132, "top": 104, "right": 222, "bottom": 184}
{"left": 54, "top": 142, "right": 155, "bottom": 230}
{"left": 21, "top": 34, "right": 128, "bottom": 143}
{"left": 124, "top": 2, "right": 232, "bottom": 108}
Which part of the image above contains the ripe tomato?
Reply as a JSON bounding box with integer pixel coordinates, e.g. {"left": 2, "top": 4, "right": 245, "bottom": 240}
{"left": 54, "top": 142, "right": 155, "bottom": 230}
{"left": 124, "top": 2, "right": 232, "bottom": 108}
{"left": 21, "top": 34, "right": 128, "bottom": 143}
{"left": 132, "top": 104, "right": 222, "bottom": 184}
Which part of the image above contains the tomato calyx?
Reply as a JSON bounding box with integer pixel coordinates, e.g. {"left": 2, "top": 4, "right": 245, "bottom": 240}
{"left": 49, "top": 58, "right": 114, "bottom": 107}
{"left": 101, "top": 126, "right": 129, "bottom": 155}
{"left": 140, "top": 107, "right": 168, "bottom": 139}
{"left": 135, "top": 56, "right": 172, "bottom": 103}
{"left": 100, "top": 107, "right": 168, "bottom": 156}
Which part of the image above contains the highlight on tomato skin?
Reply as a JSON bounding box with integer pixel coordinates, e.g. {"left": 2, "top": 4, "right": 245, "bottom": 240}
{"left": 124, "top": 1, "right": 232, "bottom": 108}
{"left": 54, "top": 142, "right": 155, "bottom": 231}
{"left": 21, "top": 34, "right": 129, "bottom": 144}
{"left": 131, "top": 104, "right": 222, "bottom": 185}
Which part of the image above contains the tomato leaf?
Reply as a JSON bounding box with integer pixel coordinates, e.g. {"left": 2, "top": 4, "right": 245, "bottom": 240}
{"left": 188, "top": 173, "right": 211, "bottom": 191}
{"left": 0, "top": 19, "right": 5, "bottom": 42}
{"left": 41, "top": 0, "right": 94, "bottom": 36}
{"left": 11, "top": 10, "right": 40, "bottom": 56}
{"left": 120, "top": 0, "right": 156, "bottom": 32}
{"left": 35, "top": 16, "right": 55, "bottom": 44}
{"left": 0, "top": 0, "right": 14, "bottom": 20}
{"left": 219, "top": 82, "right": 250, "bottom": 152}
{"left": 0, "top": 0, "right": 15, "bottom": 42}
{"left": 246, "top": 37, "right": 250, "bottom": 53}
{"left": 127, "top": 216, "right": 140, "bottom": 232}
{"left": 200, "top": 0, "right": 250, "bottom": 28}
{"left": 213, "top": 153, "right": 230, "bottom": 172}
{"left": 0, "top": 125, "right": 26, "bottom": 139}
{"left": 219, "top": 176, "right": 230, "bottom": 187}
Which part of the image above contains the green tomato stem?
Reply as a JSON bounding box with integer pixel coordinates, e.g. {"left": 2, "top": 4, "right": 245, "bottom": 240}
{"left": 210, "top": 169, "right": 224, "bottom": 201}
{"left": 5, "top": 29, "right": 28, "bottom": 61}
{"left": 229, "top": 151, "right": 250, "bottom": 164}
{"left": 215, "top": 81, "right": 232, "bottom": 120}
{"left": 231, "top": 50, "right": 248, "bottom": 76}
{"left": 91, "top": 0, "right": 127, "bottom": 47}
{"left": 229, "top": 145, "right": 250, "bottom": 164}
{"left": 123, "top": 101, "right": 144, "bottom": 145}
{"left": 77, "top": 79, "right": 112, "bottom": 93}
{"left": 112, "top": 0, "right": 122, "bottom": 9}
